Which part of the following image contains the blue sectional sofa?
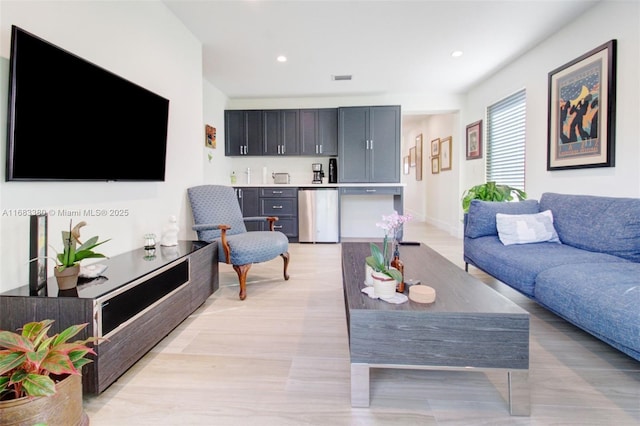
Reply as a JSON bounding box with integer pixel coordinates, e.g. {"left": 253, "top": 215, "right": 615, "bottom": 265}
{"left": 464, "top": 192, "right": 640, "bottom": 361}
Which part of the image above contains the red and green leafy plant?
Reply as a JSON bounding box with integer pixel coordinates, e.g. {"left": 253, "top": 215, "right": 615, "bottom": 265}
{"left": 0, "top": 319, "right": 97, "bottom": 400}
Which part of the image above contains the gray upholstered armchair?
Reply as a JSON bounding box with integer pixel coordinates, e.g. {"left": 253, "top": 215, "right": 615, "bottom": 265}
{"left": 187, "top": 185, "right": 290, "bottom": 300}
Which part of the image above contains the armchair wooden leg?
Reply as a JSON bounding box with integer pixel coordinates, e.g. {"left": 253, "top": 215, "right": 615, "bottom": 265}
{"left": 233, "top": 264, "right": 252, "bottom": 300}
{"left": 281, "top": 252, "right": 290, "bottom": 281}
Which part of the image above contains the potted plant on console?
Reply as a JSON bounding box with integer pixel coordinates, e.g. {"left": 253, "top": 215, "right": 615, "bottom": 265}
{"left": 53, "top": 220, "right": 110, "bottom": 290}
{"left": 0, "top": 319, "right": 98, "bottom": 425}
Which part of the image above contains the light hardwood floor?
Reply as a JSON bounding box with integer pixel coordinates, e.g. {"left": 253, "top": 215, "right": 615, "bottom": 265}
{"left": 83, "top": 222, "right": 639, "bottom": 425}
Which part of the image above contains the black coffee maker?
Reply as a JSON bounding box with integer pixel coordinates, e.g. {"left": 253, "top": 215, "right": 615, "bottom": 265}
{"left": 312, "top": 163, "right": 324, "bottom": 184}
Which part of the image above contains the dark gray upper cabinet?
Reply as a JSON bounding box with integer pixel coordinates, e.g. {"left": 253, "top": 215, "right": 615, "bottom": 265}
{"left": 338, "top": 105, "right": 401, "bottom": 183}
{"left": 226, "top": 108, "right": 339, "bottom": 157}
{"left": 225, "top": 110, "right": 263, "bottom": 156}
{"left": 263, "top": 109, "right": 299, "bottom": 155}
{"left": 300, "top": 108, "right": 338, "bottom": 156}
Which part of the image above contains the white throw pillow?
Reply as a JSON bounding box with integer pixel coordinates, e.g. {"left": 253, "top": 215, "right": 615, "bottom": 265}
{"left": 496, "top": 210, "right": 561, "bottom": 246}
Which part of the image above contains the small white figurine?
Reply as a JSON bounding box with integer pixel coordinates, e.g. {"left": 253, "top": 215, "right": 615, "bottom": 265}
{"left": 161, "top": 215, "right": 179, "bottom": 246}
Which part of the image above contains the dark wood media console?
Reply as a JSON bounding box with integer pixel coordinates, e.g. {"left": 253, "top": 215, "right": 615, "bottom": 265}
{"left": 0, "top": 240, "right": 218, "bottom": 394}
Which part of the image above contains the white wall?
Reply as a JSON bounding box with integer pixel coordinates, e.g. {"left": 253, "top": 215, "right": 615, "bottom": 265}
{"left": 462, "top": 0, "right": 640, "bottom": 231}
{"left": 402, "top": 113, "right": 459, "bottom": 233}
{"left": 202, "top": 80, "right": 231, "bottom": 185}
{"left": 0, "top": 1, "right": 204, "bottom": 292}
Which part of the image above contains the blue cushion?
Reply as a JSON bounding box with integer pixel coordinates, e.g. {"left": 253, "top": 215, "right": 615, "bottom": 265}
{"left": 535, "top": 263, "right": 640, "bottom": 360}
{"left": 218, "top": 231, "right": 288, "bottom": 265}
{"left": 540, "top": 193, "right": 640, "bottom": 262}
{"left": 464, "top": 235, "right": 630, "bottom": 297}
{"left": 465, "top": 199, "right": 540, "bottom": 239}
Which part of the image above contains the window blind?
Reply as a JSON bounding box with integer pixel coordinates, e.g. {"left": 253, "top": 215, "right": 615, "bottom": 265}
{"left": 486, "top": 89, "right": 526, "bottom": 190}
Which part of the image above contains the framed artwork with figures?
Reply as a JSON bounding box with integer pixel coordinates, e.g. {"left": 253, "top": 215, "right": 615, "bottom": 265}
{"left": 547, "top": 40, "right": 616, "bottom": 170}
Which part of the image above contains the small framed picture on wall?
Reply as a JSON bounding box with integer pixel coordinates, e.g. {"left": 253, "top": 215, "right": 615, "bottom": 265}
{"left": 431, "top": 138, "right": 440, "bottom": 157}
{"left": 431, "top": 157, "right": 440, "bottom": 174}
{"left": 440, "top": 137, "right": 452, "bottom": 171}
{"left": 466, "top": 120, "right": 482, "bottom": 160}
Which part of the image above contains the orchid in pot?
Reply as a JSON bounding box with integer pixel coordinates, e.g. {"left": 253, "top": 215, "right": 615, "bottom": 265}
{"left": 365, "top": 211, "right": 412, "bottom": 296}
{"left": 52, "top": 220, "right": 110, "bottom": 290}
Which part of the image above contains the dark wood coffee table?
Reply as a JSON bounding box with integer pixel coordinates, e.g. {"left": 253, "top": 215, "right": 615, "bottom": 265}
{"left": 341, "top": 242, "right": 530, "bottom": 415}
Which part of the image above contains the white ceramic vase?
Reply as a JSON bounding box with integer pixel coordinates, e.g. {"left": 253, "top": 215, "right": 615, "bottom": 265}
{"left": 371, "top": 270, "right": 397, "bottom": 299}
{"left": 364, "top": 263, "right": 374, "bottom": 286}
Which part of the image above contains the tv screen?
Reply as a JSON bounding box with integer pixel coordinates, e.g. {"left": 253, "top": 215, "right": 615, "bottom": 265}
{"left": 6, "top": 26, "right": 170, "bottom": 181}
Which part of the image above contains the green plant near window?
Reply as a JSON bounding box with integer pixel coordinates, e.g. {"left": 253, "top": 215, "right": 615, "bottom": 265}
{"left": 461, "top": 181, "right": 527, "bottom": 213}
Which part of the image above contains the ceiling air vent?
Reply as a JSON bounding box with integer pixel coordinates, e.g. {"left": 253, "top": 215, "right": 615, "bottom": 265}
{"left": 332, "top": 74, "right": 352, "bottom": 81}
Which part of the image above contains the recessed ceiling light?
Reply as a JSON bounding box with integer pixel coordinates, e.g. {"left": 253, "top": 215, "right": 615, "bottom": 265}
{"left": 277, "top": 55, "right": 287, "bottom": 62}
{"left": 451, "top": 50, "right": 463, "bottom": 58}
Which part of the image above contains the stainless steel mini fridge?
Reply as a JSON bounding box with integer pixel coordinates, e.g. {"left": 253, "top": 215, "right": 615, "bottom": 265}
{"left": 298, "top": 188, "right": 339, "bottom": 243}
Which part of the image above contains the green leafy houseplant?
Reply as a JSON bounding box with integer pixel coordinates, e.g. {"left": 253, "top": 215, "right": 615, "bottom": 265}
{"left": 365, "top": 211, "right": 412, "bottom": 283}
{"left": 461, "top": 181, "right": 527, "bottom": 213}
{"left": 55, "top": 220, "right": 110, "bottom": 271}
{"left": 366, "top": 243, "right": 403, "bottom": 282}
{"left": 0, "top": 319, "right": 97, "bottom": 400}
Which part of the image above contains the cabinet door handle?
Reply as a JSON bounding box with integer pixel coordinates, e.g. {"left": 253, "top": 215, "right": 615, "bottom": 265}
{"left": 319, "top": 144, "right": 323, "bottom": 154}
{"left": 274, "top": 225, "right": 283, "bottom": 230}
{"left": 315, "top": 145, "right": 319, "bottom": 154}
{"left": 272, "top": 205, "right": 283, "bottom": 209}
{"left": 272, "top": 191, "right": 283, "bottom": 194}
{"left": 370, "top": 139, "right": 374, "bottom": 150}
{"left": 238, "top": 189, "right": 243, "bottom": 198}
{"left": 282, "top": 145, "right": 285, "bottom": 154}
{"left": 366, "top": 189, "right": 376, "bottom": 193}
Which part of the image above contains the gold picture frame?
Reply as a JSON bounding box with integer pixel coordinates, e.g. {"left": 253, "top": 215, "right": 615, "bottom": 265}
{"left": 416, "top": 134, "right": 423, "bottom": 181}
{"left": 431, "top": 157, "right": 440, "bottom": 174}
{"left": 440, "top": 136, "right": 452, "bottom": 171}
{"left": 409, "top": 147, "right": 416, "bottom": 167}
{"left": 431, "top": 138, "right": 440, "bottom": 157}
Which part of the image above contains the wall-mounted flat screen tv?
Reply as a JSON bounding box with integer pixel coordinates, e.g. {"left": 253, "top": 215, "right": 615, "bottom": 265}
{"left": 6, "top": 25, "right": 170, "bottom": 181}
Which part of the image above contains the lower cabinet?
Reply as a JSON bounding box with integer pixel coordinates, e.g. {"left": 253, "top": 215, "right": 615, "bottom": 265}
{"left": 235, "top": 187, "right": 298, "bottom": 241}
{"left": 0, "top": 241, "right": 218, "bottom": 394}
{"left": 235, "top": 187, "right": 261, "bottom": 231}
{"left": 260, "top": 188, "right": 298, "bottom": 241}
